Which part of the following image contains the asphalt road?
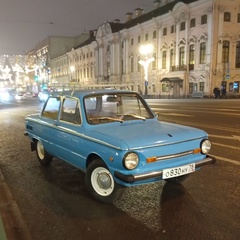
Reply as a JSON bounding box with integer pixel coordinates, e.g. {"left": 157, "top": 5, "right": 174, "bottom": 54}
{"left": 0, "top": 96, "right": 240, "bottom": 240}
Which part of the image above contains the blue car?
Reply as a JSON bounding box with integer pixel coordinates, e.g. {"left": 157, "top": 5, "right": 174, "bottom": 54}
{"left": 24, "top": 89, "right": 216, "bottom": 203}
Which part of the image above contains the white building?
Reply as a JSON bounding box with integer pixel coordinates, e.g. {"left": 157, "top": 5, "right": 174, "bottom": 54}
{"left": 55, "top": 0, "right": 240, "bottom": 98}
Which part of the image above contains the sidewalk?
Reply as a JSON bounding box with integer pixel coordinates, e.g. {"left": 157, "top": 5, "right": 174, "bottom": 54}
{"left": 0, "top": 169, "right": 31, "bottom": 240}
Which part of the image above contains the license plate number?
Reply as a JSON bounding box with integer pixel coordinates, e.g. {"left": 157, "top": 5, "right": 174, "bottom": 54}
{"left": 162, "top": 163, "right": 195, "bottom": 179}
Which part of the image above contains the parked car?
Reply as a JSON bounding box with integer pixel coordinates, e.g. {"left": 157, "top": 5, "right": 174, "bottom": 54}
{"left": 24, "top": 89, "right": 216, "bottom": 203}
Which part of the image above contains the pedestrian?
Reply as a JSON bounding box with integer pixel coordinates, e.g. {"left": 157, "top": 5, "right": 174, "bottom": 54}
{"left": 213, "top": 87, "right": 220, "bottom": 99}
{"left": 221, "top": 87, "right": 227, "bottom": 99}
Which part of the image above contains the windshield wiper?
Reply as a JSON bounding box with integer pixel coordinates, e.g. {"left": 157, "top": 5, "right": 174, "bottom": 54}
{"left": 121, "top": 114, "right": 146, "bottom": 121}
{"left": 90, "top": 117, "right": 124, "bottom": 123}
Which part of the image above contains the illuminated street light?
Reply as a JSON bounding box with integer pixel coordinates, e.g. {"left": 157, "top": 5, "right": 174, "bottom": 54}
{"left": 138, "top": 44, "right": 154, "bottom": 96}
{"left": 70, "top": 66, "right": 75, "bottom": 82}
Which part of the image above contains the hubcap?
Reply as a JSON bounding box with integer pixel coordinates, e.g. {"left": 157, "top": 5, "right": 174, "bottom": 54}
{"left": 91, "top": 167, "right": 114, "bottom": 196}
{"left": 97, "top": 172, "right": 112, "bottom": 189}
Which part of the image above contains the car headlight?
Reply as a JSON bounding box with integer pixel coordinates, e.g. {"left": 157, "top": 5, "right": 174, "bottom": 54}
{"left": 201, "top": 139, "right": 211, "bottom": 154}
{"left": 123, "top": 152, "right": 139, "bottom": 170}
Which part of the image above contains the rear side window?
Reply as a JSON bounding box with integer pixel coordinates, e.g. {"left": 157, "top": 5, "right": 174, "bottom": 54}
{"left": 42, "top": 97, "right": 60, "bottom": 120}
{"left": 60, "top": 98, "right": 81, "bottom": 124}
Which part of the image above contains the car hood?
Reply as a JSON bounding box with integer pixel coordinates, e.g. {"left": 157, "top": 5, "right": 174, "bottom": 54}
{"left": 89, "top": 120, "right": 207, "bottom": 150}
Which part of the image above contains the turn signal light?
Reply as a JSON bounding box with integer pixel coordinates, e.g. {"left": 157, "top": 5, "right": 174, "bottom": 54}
{"left": 193, "top": 148, "right": 201, "bottom": 154}
{"left": 146, "top": 157, "right": 157, "bottom": 163}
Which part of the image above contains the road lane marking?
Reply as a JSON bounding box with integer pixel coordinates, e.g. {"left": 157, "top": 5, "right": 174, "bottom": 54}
{"left": 167, "top": 121, "right": 240, "bottom": 133}
{"left": 209, "top": 134, "right": 240, "bottom": 141}
{"left": 211, "top": 154, "right": 240, "bottom": 166}
{"left": 212, "top": 142, "right": 239, "bottom": 150}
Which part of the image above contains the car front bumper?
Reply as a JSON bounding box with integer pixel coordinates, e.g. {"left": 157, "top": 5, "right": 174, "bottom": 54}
{"left": 114, "top": 155, "right": 216, "bottom": 184}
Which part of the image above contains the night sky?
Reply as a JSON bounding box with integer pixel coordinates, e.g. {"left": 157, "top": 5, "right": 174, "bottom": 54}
{"left": 0, "top": 0, "right": 153, "bottom": 55}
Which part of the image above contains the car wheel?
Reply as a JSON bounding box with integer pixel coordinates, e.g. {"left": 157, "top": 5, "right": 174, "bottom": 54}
{"left": 165, "top": 175, "right": 189, "bottom": 184}
{"left": 36, "top": 140, "right": 52, "bottom": 165}
{"left": 85, "top": 159, "right": 123, "bottom": 203}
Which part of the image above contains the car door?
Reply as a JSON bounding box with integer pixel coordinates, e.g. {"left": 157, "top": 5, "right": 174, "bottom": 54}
{"left": 54, "top": 97, "right": 86, "bottom": 169}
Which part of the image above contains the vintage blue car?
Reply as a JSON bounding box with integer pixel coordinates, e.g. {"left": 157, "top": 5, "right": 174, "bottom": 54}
{"left": 24, "top": 89, "right": 216, "bottom": 203}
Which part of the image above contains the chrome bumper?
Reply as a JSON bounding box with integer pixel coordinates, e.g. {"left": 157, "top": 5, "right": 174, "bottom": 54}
{"left": 114, "top": 155, "right": 216, "bottom": 184}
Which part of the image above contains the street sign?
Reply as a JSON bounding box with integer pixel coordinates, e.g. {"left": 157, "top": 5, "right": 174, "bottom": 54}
{"left": 225, "top": 74, "right": 230, "bottom": 80}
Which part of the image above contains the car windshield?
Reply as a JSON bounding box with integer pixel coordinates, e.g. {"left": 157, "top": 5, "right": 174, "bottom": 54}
{"left": 84, "top": 93, "right": 154, "bottom": 124}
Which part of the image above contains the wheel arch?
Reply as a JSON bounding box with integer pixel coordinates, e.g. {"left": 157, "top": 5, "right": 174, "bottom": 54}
{"left": 86, "top": 153, "right": 104, "bottom": 169}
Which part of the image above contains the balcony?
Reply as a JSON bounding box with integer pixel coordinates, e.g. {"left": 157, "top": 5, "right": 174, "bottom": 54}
{"left": 170, "top": 65, "right": 188, "bottom": 72}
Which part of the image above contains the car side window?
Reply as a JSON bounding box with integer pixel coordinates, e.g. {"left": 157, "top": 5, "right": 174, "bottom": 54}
{"left": 60, "top": 98, "right": 81, "bottom": 125}
{"left": 42, "top": 97, "right": 60, "bottom": 120}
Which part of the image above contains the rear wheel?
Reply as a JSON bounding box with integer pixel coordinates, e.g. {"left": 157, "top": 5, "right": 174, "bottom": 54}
{"left": 36, "top": 140, "right": 52, "bottom": 165}
{"left": 85, "top": 159, "right": 123, "bottom": 203}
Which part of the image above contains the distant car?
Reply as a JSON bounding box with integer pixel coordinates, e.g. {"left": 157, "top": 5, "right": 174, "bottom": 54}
{"left": 15, "top": 92, "right": 26, "bottom": 100}
{"left": 38, "top": 90, "right": 49, "bottom": 102}
{"left": 24, "top": 89, "right": 216, "bottom": 203}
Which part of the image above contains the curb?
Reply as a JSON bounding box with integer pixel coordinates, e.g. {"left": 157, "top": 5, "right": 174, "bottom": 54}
{"left": 0, "top": 169, "right": 32, "bottom": 240}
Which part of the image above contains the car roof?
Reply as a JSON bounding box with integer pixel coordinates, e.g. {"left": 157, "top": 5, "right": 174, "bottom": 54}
{"left": 65, "top": 89, "right": 137, "bottom": 98}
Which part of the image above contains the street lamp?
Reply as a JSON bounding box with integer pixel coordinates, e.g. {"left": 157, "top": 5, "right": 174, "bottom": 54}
{"left": 138, "top": 44, "right": 154, "bottom": 97}
{"left": 70, "top": 66, "right": 75, "bottom": 82}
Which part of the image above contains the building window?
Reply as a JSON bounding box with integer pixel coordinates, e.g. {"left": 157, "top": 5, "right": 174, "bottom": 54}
{"left": 189, "top": 44, "right": 195, "bottom": 70}
{"left": 200, "top": 82, "right": 204, "bottom": 92}
{"left": 179, "top": 47, "right": 185, "bottom": 67}
{"left": 189, "top": 82, "right": 193, "bottom": 94}
{"left": 235, "top": 41, "right": 240, "bottom": 68}
{"left": 180, "top": 22, "right": 185, "bottom": 31}
{"left": 190, "top": 18, "right": 196, "bottom": 28}
{"left": 171, "top": 25, "right": 174, "bottom": 33}
{"left": 153, "top": 30, "right": 157, "bottom": 39}
{"left": 163, "top": 27, "right": 167, "bottom": 36}
{"left": 201, "top": 14, "right": 207, "bottom": 24}
{"left": 200, "top": 42, "right": 206, "bottom": 64}
{"left": 238, "top": 13, "right": 240, "bottom": 23}
{"left": 137, "top": 56, "right": 141, "bottom": 72}
{"left": 170, "top": 49, "right": 174, "bottom": 67}
{"left": 152, "top": 52, "right": 156, "bottom": 70}
{"left": 145, "top": 33, "right": 148, "bottom": 41}
{"left": 131, "top": 38, "right": 134, "bottom": 45}
{"left": 162, "top": 83, "right": 167, "bottom": 93}
{"left": 222, "top": 40, "right": 230, "bottom": 63}
{"left": 130, "top": 57, "right": 134, "bottom": 72}
{"left": 224, "top": 12, "right": 231, "bottom": 22}
{"left": 138, "top": 36, "right": 141, "bottom": 43}
{"left": 162, "top": 51, "right": 166, "bottom": 69}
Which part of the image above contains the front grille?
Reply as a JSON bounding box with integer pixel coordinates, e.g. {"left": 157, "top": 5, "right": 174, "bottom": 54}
{"left": 156, "top": 150, "right": 194, "bottom": 161}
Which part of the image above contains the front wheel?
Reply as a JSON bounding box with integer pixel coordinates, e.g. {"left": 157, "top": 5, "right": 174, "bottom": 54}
{"left": 85, "top": 159, "right": 123, "bottom": 203}
{"left": 36, "top": 140, "right": 53, "bottom": 165}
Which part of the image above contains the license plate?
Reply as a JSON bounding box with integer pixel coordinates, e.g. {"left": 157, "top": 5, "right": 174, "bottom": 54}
{"left": 162, "top": 163, "right": 195, "bottom": 179}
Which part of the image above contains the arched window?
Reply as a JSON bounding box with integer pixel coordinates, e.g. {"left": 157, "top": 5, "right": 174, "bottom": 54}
{"left": 189, "top": 45, "right": 195, "bottom": 70}
{"left": 200, "top": 42, "right": 206, "bottom": 64}
{"left": 222, "top": 41, "right": 230, "bottom": 63}
{"left": 162, "top": 51, "right": 167, "bottom": 69}
{"left": 236, "top": 41, "right": 240, "bottom": 68}
{"left": 170, "top": 49, "right": 175, "bottom": 67}
{"left": 179, "top": 46, "right": 185, "bottom": 67}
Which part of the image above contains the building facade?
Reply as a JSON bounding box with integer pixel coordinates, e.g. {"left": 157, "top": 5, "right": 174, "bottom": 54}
{"left": 63, "top": 0, "right": 240, "bottom": 98}
{"left": 3, "top": 0, "right": 239, "bottom": 98}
